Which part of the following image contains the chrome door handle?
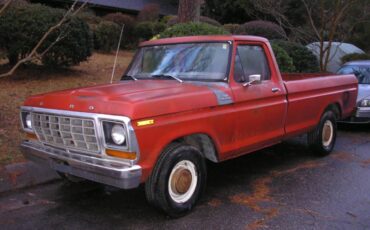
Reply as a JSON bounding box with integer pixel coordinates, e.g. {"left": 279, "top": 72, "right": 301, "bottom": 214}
{"left": 272, "top": 88, "right": 280, "bottom": 93}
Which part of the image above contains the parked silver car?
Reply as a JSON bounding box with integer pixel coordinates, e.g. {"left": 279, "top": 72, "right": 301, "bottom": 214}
{"left": 337, "top": 60, "right": 370, "bottom": 123}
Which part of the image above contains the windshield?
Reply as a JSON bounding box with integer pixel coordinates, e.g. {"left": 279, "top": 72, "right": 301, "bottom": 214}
{"left": 125, "top": 42, "right": 231, "bottom": 81}
{"left": 337, "top": 65, "right": 370, "bottom": 84}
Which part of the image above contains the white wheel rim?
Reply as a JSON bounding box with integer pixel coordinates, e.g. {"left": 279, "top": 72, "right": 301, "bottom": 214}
{"left": 322, "top": 120, "right": 334, "bottom": 147}
{"left": 168, "top": 160, "right": 198, "bottom": 204}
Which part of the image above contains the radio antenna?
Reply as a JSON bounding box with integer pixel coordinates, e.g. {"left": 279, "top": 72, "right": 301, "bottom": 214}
{"left": 110, "top": 24, "right": 125, "bottom": 84}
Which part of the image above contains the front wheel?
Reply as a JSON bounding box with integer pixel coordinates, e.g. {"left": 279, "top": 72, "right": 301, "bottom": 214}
{"left": 308, "top": 110, "right": 337, "bottom": 156}
{"left": 145, "top": 143, "right": 207, "bottom": 217}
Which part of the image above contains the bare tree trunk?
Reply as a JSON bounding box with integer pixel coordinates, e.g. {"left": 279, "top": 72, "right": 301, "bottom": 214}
{"left": 302, "top": 0, "right": 357, "bottom": 72}
{"left": 319, "top": 40, "right": 325, "bottom": 71}
{"left": 178, "top": 0, "right": 201, "bottom": 23}
{"left": 251, "top": 0, "right": 367, "bottom": 72}
{"left": 323, "top": 0, "right": 353, "bottom": 71}
{"left": 0, "top": 0, "right": 89, "bottom": 78}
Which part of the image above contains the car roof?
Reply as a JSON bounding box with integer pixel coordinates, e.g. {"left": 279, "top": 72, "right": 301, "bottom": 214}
{"left": 343, "top": 60, "right": 370, "bottom": 66}
{"left": 139, "top": 35, "right": 269, "bottom": 47}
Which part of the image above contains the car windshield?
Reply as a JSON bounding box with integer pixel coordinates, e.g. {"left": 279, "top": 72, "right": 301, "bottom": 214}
{"left": 337, "top": 65, "right": 370, "bottom": 84}
{"left": 124, "top": 42, "right": 231, "bottom": 81}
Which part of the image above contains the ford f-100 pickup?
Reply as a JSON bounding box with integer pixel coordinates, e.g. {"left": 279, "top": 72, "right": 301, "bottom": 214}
{"left": 20, "top": 35, "right": 358, "bottom": 216}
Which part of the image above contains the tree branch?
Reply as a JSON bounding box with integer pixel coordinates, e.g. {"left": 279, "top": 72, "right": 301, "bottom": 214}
{"left": 302, "top": 0, "right": 321, "bottom": 40}
{"left": 248, "top": 0, "right": 291, "bottom": 40}
{"left": 0, "top": 0, "right": 12, "bottom": 15}
{"left": 0, "top": 0, "right": 89, "bottom": 78}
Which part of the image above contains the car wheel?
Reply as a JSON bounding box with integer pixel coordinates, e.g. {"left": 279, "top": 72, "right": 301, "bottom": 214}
{"left": 308, "top": 110, "right": 337, "bottom": 156}
{"left": 145, "top": 143, "right": 206, "bottom": 217}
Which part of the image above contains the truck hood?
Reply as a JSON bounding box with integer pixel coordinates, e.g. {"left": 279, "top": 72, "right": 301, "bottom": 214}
{"left": 358, "top": 84, "right": 370, "bottom": 102}
{"left": 24, "top": 80, "right": 233, "bottom": 120}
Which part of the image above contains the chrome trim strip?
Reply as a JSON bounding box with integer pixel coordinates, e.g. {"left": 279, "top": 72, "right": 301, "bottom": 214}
{"left": 20, "top": 106, "right": 141, "bottom": 165}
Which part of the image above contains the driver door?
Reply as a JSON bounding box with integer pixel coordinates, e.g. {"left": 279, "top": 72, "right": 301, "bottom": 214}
{"left": 229, "top": 42, "right": 287, "bottom": 156}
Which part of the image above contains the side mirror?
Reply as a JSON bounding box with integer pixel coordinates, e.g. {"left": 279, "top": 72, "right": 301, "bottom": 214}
{"left": 243, "top": 74, "right": 261, "bottom": 87}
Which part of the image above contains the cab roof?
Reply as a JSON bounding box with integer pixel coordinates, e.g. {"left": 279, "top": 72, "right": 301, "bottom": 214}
{"left": 139, "top": 35, "right": 269, "bottom": 47}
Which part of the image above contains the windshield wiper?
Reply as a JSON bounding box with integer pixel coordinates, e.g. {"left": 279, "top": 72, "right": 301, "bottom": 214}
{"left": 152, "top": 74, "right": 183, "bottom": 83}
{"left": 122, "top": 74, "right": 138, "bottom": 81}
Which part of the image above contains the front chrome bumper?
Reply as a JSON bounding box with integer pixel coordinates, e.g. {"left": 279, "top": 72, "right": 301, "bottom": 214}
{"left": 21, "top": 141, "right": 142, "bottom": 189}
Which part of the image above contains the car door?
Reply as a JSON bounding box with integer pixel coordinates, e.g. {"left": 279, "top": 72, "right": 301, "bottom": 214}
{"left": 228, "top": 42, "right": 287, "bottom": 157}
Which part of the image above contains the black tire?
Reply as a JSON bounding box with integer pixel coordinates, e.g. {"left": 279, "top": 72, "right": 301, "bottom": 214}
{"left": 145, "top": 143, "right": 207, "bottom": 217}
{"left": 307, "top": 110, "right": 337, "bottom": 156}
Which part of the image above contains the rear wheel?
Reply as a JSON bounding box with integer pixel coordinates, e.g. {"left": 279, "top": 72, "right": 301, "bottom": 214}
{"left": 308, "top": 110, "right": 337, "bottom": 156}
{"left": 145, "top": 143, "right": 206, "bottom": 217}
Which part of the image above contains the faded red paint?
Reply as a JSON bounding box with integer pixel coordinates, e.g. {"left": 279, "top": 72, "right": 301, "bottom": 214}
{"left": 23, "top": 35, "right": 358, "bottom": 182}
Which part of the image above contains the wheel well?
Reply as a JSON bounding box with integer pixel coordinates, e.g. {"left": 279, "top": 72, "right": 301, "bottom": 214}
{"left": 171, "top": 134, "right": 219, "bottom": 163}
{"left": 326, "top": 103, "right": 342, "bottom": 120}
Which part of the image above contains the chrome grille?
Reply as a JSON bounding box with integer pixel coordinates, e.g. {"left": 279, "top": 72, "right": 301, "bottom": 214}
{"left": 32, "top": 113, "right": 100, "bottom": 153}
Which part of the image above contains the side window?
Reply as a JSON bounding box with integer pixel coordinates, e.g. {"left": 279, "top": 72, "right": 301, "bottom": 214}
{"left": 236, "top": 45, "right": 271, "bottom": 81}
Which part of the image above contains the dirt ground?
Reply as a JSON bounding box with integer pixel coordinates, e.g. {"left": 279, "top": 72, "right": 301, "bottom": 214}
{"left": 0, "top": 51, "right": 134, "bottom": 166}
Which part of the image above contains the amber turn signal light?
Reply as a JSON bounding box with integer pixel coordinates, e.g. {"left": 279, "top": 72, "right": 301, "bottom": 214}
{"left": 106, "top": 149, "right": 136, "bottom": 160}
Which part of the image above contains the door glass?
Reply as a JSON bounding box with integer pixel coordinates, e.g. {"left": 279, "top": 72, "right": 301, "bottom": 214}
{"left": 237, "top": 45, "right": 271, "bottom": 81}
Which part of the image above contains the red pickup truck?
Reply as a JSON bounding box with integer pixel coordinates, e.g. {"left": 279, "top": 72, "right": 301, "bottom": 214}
{"left": 20, "top": 35, "right": 358, "bottom": 216}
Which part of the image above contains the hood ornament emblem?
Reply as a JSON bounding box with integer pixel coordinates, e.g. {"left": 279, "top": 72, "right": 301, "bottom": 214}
{"left": 69, "top": 104, "right": 75, "bottom": 109}
{"left": 89, "top": 106, "right": 95, "bottom": 111}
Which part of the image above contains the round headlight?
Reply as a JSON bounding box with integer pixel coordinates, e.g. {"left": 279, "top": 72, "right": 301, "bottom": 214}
{"left": 111, "top": 124, "right": 126, "bottom": 145}
{"left": 25, "top": 113, "right": 32, "bottom": 129}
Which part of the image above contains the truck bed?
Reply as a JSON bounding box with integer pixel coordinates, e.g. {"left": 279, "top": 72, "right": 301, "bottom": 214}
{"left": 281, "top": 73, "right": 358, "bottom": 136}
{"left": 281, "top": 73, "right": 333, "bottom": 81}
